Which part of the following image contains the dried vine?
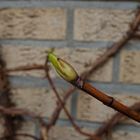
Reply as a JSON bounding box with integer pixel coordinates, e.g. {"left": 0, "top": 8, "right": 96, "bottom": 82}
{"left": 0, "top": 5, "right": 140, "bottom": 140}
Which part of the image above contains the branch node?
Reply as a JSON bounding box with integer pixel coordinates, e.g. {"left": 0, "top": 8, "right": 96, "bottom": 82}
{"left": 104, "top": 96, "right": 114, "bottom": 107}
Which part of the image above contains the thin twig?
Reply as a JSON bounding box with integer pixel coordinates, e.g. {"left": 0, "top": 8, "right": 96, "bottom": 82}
{"left": 0, "top": 106, "right": 40, "bottom": 119}
{"left": 87, "top": 102, "right": 140, "bottom": 140}
{"left": 6, "top": 64, "right": 45, "bottom": 72}
{"left": 45, "top": 60, "right": 96, "bottom": 138}
{"left": 94, "top": 102, "right": 140, "bottom": 137}
{"left": 47, "top": 87, "right": 75, "bottom": 128}
{"left": 0, "top": 105, "right": 48, "bottom": 133}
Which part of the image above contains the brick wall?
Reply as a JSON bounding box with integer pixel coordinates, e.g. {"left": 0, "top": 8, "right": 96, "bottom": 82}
{"left": 0, "top": 1, "right": 140, "bottom": 140}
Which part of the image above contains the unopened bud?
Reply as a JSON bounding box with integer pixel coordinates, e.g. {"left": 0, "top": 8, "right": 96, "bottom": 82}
{"left": 48, "top": 53, "right": 78, "bottom": 82}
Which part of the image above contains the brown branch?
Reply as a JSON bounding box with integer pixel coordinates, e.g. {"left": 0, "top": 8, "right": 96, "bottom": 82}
{"left": 0, "top": 106, "right": 40, "bottom": 119}
{"left": 75, "top": 81, "right": 140, "bottom": 122}
{"left": 6, "top": 64, "right": 45, "bottom": 72}
{"left": 47, "top": 87, "right": 75, "bottom": 127}
{"left": 45, "top": 61, "right": 96, "bottom": 138}
{"left": 87, "top": 102, "right": 140, "bottom": 140}
{"left": 94, "top": 102, "right": 140, "bottom": 138}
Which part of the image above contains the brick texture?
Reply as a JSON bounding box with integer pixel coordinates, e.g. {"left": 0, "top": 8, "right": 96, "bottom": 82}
{"left": 11, "top": 88, "right": 71, "bottom": 118}
{"left": 74, "top": 9, "right": 135, "bottom": 41}
{"left": 112, "top": 130, "right": 140, "bottom": 140}
{"left": 120, "top": 50, "right": 140, "bottom": 84}
{"left": 16, "top": 121, "right": 36, "bottom": 140}
{"left": 49, "top": 125, "right": 140, "bottom": 140}
{"left": 0, "top": 8, "right": 66, "bottom": 40}
{"left": 49, "top": 126, "right": 87, "bottom": 140}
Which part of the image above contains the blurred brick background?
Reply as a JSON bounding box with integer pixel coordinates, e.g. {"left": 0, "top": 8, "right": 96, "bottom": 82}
{"left": 0, "top": 0, "right": 140, "bottom": 140}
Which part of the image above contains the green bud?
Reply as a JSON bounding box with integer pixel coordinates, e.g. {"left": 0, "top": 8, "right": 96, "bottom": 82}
{"left": 48, "top": 52, "right": 78, "bottom": 82}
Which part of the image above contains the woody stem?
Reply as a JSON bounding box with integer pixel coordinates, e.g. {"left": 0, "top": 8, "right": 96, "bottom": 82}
{"left": 72, "top": 77, "right": 140, "bottom": 123}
